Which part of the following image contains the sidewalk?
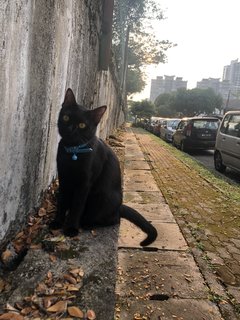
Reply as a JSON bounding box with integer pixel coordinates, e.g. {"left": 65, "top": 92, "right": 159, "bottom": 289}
{"left": 115, "top": 126, "right": 239, "bottom": 320}
{"left": 0, "top": 126, "right": 240, "bottom": 320}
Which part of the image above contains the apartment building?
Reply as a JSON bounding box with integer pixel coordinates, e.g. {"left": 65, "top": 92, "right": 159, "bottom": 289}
{"left": 150, "top": 75, "right": 187, "bottom": 102}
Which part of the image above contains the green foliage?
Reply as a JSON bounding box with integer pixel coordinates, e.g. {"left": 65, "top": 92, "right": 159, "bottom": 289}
{"left": 129, "top": 99, "right": 155, "bottom": 120}
{"left": 126, "top": 68, "right": 146, "bottom": 95}
{"left": 154, "top": 88, "right": 223, "bottom": 117}
{"left": 154, "top": 93, "right": 177, "bottom": 117}
{"left": 113, "top": 0, "right": 174, "bottom": 96}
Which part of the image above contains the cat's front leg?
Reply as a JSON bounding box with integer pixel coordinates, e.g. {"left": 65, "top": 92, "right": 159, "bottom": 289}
{"left": 63, "top": 187, "right": 89, "bottom": 237}
{"left": 50, "top": 184, "right": 71, "bottom": 230}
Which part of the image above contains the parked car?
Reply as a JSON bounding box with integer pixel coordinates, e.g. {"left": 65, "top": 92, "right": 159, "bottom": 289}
{"left": 146, "top": 117, "right": 162, "bottom": 134}
{"left": 214, "top": 111, "right": 240, "bottom": 173}
{"left": 160, "top": 118, "right": 181, "bottom": 142}
{"left": 172, "top": 117, "right": 220, "bottom": 151}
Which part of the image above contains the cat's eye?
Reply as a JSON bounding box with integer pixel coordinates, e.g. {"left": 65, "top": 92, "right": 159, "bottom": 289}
{"left": 79, "top": 123, "right": 86, "bottom": 129}
{"left": 63, "top": 115, "right": 69, "bottom": 122}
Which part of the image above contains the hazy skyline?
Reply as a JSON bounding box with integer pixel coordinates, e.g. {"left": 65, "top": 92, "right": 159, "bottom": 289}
{"left": 133, "top": 0, "right": 240, "bottom": 100}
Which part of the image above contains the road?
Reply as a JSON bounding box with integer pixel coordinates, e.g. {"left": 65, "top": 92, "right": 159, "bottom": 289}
{"left": 187, "top": 149, "right": 240, "bottom": 184}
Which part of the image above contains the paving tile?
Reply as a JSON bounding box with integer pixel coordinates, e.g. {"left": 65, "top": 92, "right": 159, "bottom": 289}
{"left": 124, "top": 169, "right": 159, "bottom": 192}
{"left": 125, "top": 153, "right": 146, "bottom": 160}
{"left": 123, "top": 191, "right": 166, "bottom": 204}
{"left": 124, "top": 159, "right": 151, "bottom": 170}
{"left": 123, "top": 203, "right": 176, "bottom": 223}
{"left": 116, "top": 251, "right": 208, "bottom": 300}
{"left": 115, "top": 299, "right": 223, "bottom": 320}
{"left": 118, "top": 221, "right": 188, "bottom": 250}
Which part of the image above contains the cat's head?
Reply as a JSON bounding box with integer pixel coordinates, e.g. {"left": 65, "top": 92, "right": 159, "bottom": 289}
{"left": 58, "top": 88, "right": 107, "bottom": 146}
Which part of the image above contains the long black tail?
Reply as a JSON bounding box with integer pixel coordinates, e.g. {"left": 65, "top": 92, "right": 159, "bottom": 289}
{"left": 119, "top": 204, "right": 158, "bottom": 246}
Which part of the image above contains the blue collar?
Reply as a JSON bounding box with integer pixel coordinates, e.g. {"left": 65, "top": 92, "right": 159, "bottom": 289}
{"left": 64, "top": 143, "right": 93, "bottom": 160}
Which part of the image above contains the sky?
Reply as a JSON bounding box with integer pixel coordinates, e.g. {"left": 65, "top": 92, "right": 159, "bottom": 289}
{"left": 133, "top": 0, "right": 240, "bottom": 100}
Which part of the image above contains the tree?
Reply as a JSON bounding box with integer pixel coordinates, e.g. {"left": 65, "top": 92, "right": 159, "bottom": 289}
{"left": 130, "top": 99, "right": 155, "bottom": 121}
{"left": 113, "top": 0, "right": 174, "bottom": 96}
{"left": 126, "top": 68, "right": 146, "bottom": 95}
{"left": 154, "top": 92, "right": 176, "bottom": 117}
{"left": 154, "top": 88, "right": 223, "bottom": 117}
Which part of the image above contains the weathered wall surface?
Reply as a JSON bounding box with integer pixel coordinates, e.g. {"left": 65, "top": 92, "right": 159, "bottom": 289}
{"left": 0, "top": 0, "right": 123, "bottom": 244}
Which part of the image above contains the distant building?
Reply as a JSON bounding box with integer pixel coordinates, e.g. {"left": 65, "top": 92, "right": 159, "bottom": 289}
{"left": 196, "top": 78, "right": 231, "bottom": 100}
{"left": 197, "top": 78, "right": 220, "bottom": 93}
{"left": 222, "top": 59, "right": 240, "bottom": 98}
{"left": 196, "top": 59, "right": 240, "bottom": 101}
{"left": 150, "top": 75, "right": 187, "bottom": 102}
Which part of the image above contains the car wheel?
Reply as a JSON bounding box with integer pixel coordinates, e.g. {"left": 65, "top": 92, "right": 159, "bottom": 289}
{"left": 214, "top": 151, "right": 226, "bottom": 173}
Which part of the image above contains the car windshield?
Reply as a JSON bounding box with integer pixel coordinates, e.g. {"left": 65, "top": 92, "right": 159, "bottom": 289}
{"left": 192, "top": 120, "right": 219, "bottom": 129}
{"left": 167, "top": 119, "right": 180, "bottom": 128}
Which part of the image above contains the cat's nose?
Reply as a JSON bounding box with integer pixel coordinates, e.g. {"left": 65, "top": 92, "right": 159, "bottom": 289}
{"left": 68, "top": 125, "right": 77, "bottom": 133}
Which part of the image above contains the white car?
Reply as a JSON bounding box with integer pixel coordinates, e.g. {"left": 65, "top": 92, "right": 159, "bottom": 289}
{"left": 160, "top": 119, "right": 181, "bottom": 142}
{"left": 214, "top": 111, "right": 240, "bottom": 173}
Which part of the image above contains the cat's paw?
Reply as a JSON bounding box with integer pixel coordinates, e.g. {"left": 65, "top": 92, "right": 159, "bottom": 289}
{"left": 63, "top": 227, "right": 79, "bottom": 237}
{"left": 49, "top": 220, "right": 63, "bottom": 230}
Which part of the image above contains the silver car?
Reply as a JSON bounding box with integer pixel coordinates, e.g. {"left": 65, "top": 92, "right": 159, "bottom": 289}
{"left": 160, "top": 118, "right": 181, "bottom": 142}
{"left": 214, "top": 111, "right": 240, "bottom": 173}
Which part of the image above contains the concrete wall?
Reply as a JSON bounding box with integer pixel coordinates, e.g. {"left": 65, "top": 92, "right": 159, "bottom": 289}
{"left": 0, "top": 0, "right": 123, "bottom": 244}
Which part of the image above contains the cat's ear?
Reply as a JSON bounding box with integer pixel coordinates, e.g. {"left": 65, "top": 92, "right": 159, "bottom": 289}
{"left": 90, "top": 106, "right": 107, "bottom": 125}
{"left": 62, "top": 88, "right": 77, "bottom": 107}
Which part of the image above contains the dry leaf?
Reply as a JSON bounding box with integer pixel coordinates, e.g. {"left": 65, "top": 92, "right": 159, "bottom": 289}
{"left": 1, "top": 250, "right": 13, "bottom": 263}
{"left": 63, "top": 274, "right": 77, "bottom": 285}
{"left": 15, "top": 231, "right": 24, "bottom": 239}
{"left": 50, "top": 229, "right": 62, "bottom": 236}
{"left": 54, "top": 282, "right": 63, "bottom": 288}
{"left": 0, "top": 279, "right": 6, "bottom": 293}
{"left": 38, "top": 208, "right": 47, "bottom": 217}
{"left": 5, "top": 304, "right": 18, "bottom": 312}
{"left": 20, "top": 307, "right": 33, "bottom": 315}
{"left": 68, "top": 306, "right": 84, "bottom": 318}
{"left": 36, "top": 282, "right": 47, "bottom": 294}
{"left": 43, "top": 297, "right": 54, "bottom": 309}
{"left": 30, "top": 243, "right": 42, "bottom": 250}
{"left": 67, "top": 285, "right": 79, "bottom": 292}
{"left": 49, "top": 235, "right": 66, "bottom": 242}
{"left": 49, "top": 254, "right": 57, "bottom": 263}
{"left": 86, "top": 309, "right": 96, "bottom": 320}
{"left": 0, "top": 313, "right": 24, "bottom": 320}
{"left": 69, "top": 268, "right": 81, "bottom": 277}
{"left": 47, "top": 300, "right": 67, "bottom": 313}
{"left": 91, "top": 230, "right": 97, "bottom": 236}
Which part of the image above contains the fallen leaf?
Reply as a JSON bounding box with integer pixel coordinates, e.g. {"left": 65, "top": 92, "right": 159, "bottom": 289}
{"left": 15, "top": 231, "right": 24, "bottom": 240}
{"left": 49, "top": 235, "right": 66, "bottom": 242}
{"left": 20, "top": 307, "right": 33, "bottom": 315}
{"left": 49, "top": 254, "right": 57, "bottom": 263}
{"left": 69, "top": 268, "right": 81, "bottom": 277}
{"left": 5, "top": 304, "right": 18, "bottom": 312}
{"left": 36, "top": 282, "right": 48, "bottom": 294}
{"left": 91, "top": 230, "right": 97, "bottom": 236}
{"left": 43, "top": 297, "right": 53, "bottom": 309}
{"left": 47, "top": 300, "right": 67, "bottom": 313}
{"left": 38, "top": 208, "right": 47, "bottom": 217}
{"left": 86, "top": 309, "right": 96, "bottom": 320}
{"left": 68, "top": 306, "right": 84, "bottom": 318}
{"left": 0, "top": 279, "right": 6, "bottom": 292}
{"left": 67, "top": 285, "right": 79, "bottom": 292}
{"left": 63, "top": 274, "right": 77, "bottom": 285}
{"left": 0, "top": 313, "right": 24, "bottom": 320}
{"left": 1, "top": 250, "right": 13, "bottom": 264}
{"left": 30, "top": 243, "right": 42, "bottom": 250}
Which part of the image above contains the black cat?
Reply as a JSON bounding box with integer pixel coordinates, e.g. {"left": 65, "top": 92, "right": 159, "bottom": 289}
{"left": 50, "top": 88, "right": 157, "bottom": 246}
